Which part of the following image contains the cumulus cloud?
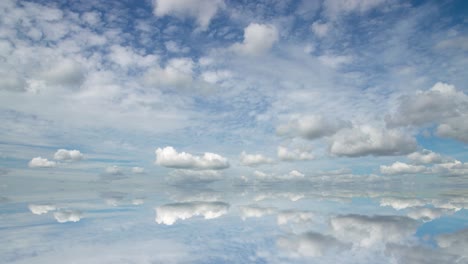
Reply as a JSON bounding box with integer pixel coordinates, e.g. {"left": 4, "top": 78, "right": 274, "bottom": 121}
{"left": 53, "top": 149, "right": 83, "bottom": 161}
{"left": 323, "top": 0, "right": 388, "bottom": 19}
{"left": 436, "top": 228, "right": 468, "bottom": 258}
{"left": 152, "top": 0, "right": 225, "bottom": 29}
{"left": 277, "top": 115, "right": 349, "bottom": 140}
{"left": 407, "top": 149, "right": 450, "bottom": 164}
{"left": 407, "top": 207, "right": 456, "bottom": 222}
{"left": 277, "top": 210, "right": 315, "bottom": 225}
{"left": 232, "top": 23, "right": 279, "bottom": 56}
{"left": 28, "top": 204, "right": 56, "bottom": 215}
{"left": 132, "top": 167, "right": 145, "bottom": 174}
{"left": 380, "top": 197, "right": 427, "bottom": 210}
{"left": 105, "top": 166, "right": 123, "bottom": 175}
{"left": 277, "top": 146, "right": 314, "bottom": 161}
{"left": 53, "top": 210, "right": 82, "bottom": 223}
{"left": 311, "top": 21, "right": 330, "bottom": 38}
{"left": 329, "top": 126, "right": 417, "bottom": 157}
{"left": 431, "top": 160, "right": 468, "bottom": 176}
{"left": 28, "top": 157, "right": 56, "bottom": 168}
{"left": 238, "top": 205, "right": 276, "bottom": 220}
{"left": 254, "top": 170, "right": 305, "bottom": 181}
{"left": 385, "top": 243, "right": 461, "bottom": 264}
{"left": 239, "top": 151, "right": 274, "bottom": 167}
{"left": 380, "top": 161, "right": 427, "bottom": 175}
{"left": 155, "top": 201, "right": 229, "bottom": 225}
{"left": 278, "top": 231, "right": 351, "bottom": 257}
{"left": 145, "top": 58, "right": 194, "bottom": 88}
{"left": 155, "top": 146, "right": 229, "bottom": 170}
{"left": 330, "top": 214, "right": 419, "bottom": 248}
{"left": 38, "top": 59, "right": 85, "bottom": 88}
{"left": 386, "top": 82, "right": 468, "bottom": 143}
{"left": 167, "top": 169, "right": 223, "bottom": 184}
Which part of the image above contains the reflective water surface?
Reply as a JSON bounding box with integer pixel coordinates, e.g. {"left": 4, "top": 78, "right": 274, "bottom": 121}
{"left": 1, "top": 172, "right": 467, "bottom": 263}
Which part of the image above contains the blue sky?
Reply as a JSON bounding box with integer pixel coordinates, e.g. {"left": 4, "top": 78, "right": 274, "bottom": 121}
{"left": 0, "top": 0, "right": 468, "bottom": 263}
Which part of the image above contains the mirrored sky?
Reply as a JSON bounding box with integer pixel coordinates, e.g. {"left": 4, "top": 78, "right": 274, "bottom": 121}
{"left": 0, "top": 0, "right": 467, "bottom": 263}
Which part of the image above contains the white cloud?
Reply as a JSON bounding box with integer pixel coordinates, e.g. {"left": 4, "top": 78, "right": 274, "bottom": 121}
{"left": 436, "top": 228, "right": 468, "bottom": 258}
{"left": 201, "top": 70, "right": 232, "bottom": 84}
{"left": 329, "top": 126, "right": 417, "bottom": 157}
{"left": 323, "top": 0, "right": 387, "bottom": 19}
{"left": 38, "top": 59, "right": 85, "bottom": 88}
{"left": 386, "top": 82, "right": 468, "bottom": 143}
{"left": 311, "top": 21, "right": 330, "bottom": 38}
{"left": 132, "top": 198, "right": 145, "bottom": 205}
{"left": 53, "top": 210, "right": 82, "bottom": 223}
{"left": 0, "top": 70, "right": 26, "bottom": 92}
{"left": 407, "top": 207, "right": 456, "bottom": 222}
{"left": 277, "top": 115, "right": 349, "bottom": 140}
{"left": 144, "top": 58, "right": 194, "bottom": 88}
{"left": 380, "top": 197, "right": 427, "bottom": 210}
{"left": 431, "top": 160, "right": 468, "bottom": 176}
{"left": 330, "top": 214, "right": 419, "bottom": 248}
{"left": 277, "top": 146, "right": 314, "bottom": 161}
{"left": 380, "top": 161, "right": 427, "bottom": 175}
{"left": 132, "top": 167, "right": 145, "bottom": 174}
{"left": 105, "top": 166, "right": 123, "bottom": 175}
{"left": 155, "top": 201, "right": 229, "bottom": 225}
{"left": 167, "top": 169, "right": 223, "bottom": 184}
{"left": 385, "top": 243, "right": 461, "bottom": 264}
{"left": 238, "top": 205, "right": 276, "bottom": 220}
{"left": 152, "top": 0, "right": 225, "bottom": 30}
{"left": 28, "top": 157, "right": 56, "bottom": 168}
{"left": 277, "top": 210, "right": 315, "bottom": 225}
{"left": 53, "top": 149, "right": 83, "bottom": 161}
{"left": 254, "top": 170, "right": 305, "bottom": 182}
{"left": 278, "top": 231, "right": 351, "bottom": 257}
{"left": 239, "top": 151, "right": 274, "bottom": 167}
{"left": 155, "top": 146, "right": 229, "bottom": 170}
{"left": 28, "top": 204, "right": 56, "bottom": 215}
{"left": 232, "top": 23, "right": 279, "bottom": 56}
{"left": 318, "top": 54, "right": 353, "bottom": 68}
{"left": 407, "top": 149, "right": 449, "bottom": 164}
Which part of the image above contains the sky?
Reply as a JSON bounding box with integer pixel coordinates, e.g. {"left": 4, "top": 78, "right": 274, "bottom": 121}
{"left": 1, "top": 0, "right": 468, "bottom": 263}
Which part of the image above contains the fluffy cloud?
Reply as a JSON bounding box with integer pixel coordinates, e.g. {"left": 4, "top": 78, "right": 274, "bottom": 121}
{"left": 54, "top": 149, "right": 83, "bottom": 161}
{"left": 155, "top": 146, "right": 229, "bottom": 170}
{"left": 385, "top": 243, "right": 461, "bottom": 264}
{"left": 380, "top": 161, "right": 427, "bottom": 175}
{"left": 323, "top": 0, "right": 387, "bottom": 19}
{"left": 167, "top": 169, "right": 223, "bottom": 184}
{"left": 431, "top": 160, "right": 468, "bottom": 176}
{"left": 330, "top": 214, "right": 419, "bottom": 248}
{"left": 311, "top": 21, "right": 330, "bottom": 38}
{"left": 386, "top": 82, "right": 468, "bottom": 143}
{"left": 329, "top": 126, "right": 417, "bottom": 157}
{"left": 152, "top": 0, "right": 225, "bottom": 29}
{"left": 28, "top": 204, "right": 56, "bottom": 215}
{"left": 232, "top": 23, "right": 279, "bottom": 56}
{"left": 277, "top": 146, "right": 314, "bottom": 161}
{"left": 380, "top": 197, "right": 427, "bottom": 210}
{"left": 407, "top": 207, "right": 456, "bottom": 222}
{"left": 53, "top": 210, "right": 82, "bottom": 223}
{"left": 436, "top": 228, "right": 468, "bottom": 258}
{"left": 278, "top": 231, "right": 351, "bottom": 257}
{"left": 38, "top": 59, "right": 85, "bottom": 88}
{"left": 132, "top": 167, "right": 145, "bottom": 174}
{"left": 145, "top": 58, "right": 194, "bottom": 88}
{"left": 105, "top": 166, "right": 123, "bottom": 175}
{"left": 155, "top": 201, "right": 229, "bottom": 225}
{"left": 239, "top": 151, "right": 274, "bottom": 167}
{"left": 254, "top": 170, "right": 305, "bottom": 181}
{"left": 28, "top": 157, "right": 56, "bottom": 168}
{"left": 238, "top": 205, "right": 276, "bottom": 220}
{"left": 407, "top": 149, "right": 449, "bottom": 164}
{"left": 277, "top": 115, "right": 349, "bottom": 140}
{"left": 277, "top": 210, "right": 315, "bottom": 225}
